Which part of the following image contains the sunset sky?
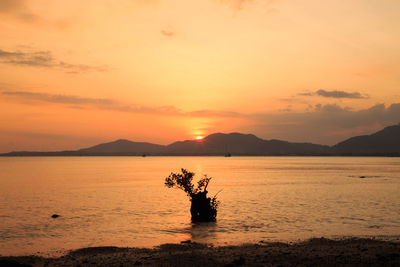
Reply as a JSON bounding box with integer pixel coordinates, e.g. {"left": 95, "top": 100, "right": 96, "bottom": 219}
{"left": 1, "top": 0, "right": 400, "bottom": 152}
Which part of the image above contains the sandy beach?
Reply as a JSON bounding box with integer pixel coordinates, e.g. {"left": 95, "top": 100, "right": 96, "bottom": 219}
{"left": 1, "top": 238, "right": 399, "bottom": 266}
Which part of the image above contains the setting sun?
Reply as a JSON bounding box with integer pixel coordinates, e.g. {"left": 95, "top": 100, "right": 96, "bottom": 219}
{"left": 195, "top": 136, "right": 204, "bottom": 140}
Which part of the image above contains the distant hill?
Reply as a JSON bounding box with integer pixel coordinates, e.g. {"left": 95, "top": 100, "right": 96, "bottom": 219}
{"left": 1, "top": 124, "right": 400, "bottom": 156}
{"left": 331, "top": 124, "right": 400, "bottom": 155}
{"left": 79, "top": 139, "right": 164, "bottom": 154}
{"left": 164, "top": 133, "right": 329, "bottom": 155}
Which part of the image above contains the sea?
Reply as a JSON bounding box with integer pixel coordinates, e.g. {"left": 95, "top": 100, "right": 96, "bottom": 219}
{"left": 0, "top": 156, "right": 399, "bottom": 256}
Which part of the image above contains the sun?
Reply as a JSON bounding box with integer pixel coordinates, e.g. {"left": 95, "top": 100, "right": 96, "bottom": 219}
{"left": 195, "top": 136, "right": 204, "bottom": 141}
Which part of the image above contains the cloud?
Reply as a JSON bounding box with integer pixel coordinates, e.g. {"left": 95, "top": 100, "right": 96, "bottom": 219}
{"left": 0, "top": 0, "right": 68, "bottom": 28}
{"left": 0, "top": 49, "right": 54, "bottom": 67}
{"left": 1, "top": 91, "right": 164, "bottom": 114}
{"left": 248, "top": 103, "right": 400, "bottom": 145}
{"left": 298, "top": 89, "right": 369, "bottom": 99}
{"left": 2, "top": 90, "right": 400, "bottom": 145}
{"left": 1, "top": 90, "right": 240, "bottom": 118}
{"left": 0, "top": 0, "right": 24, "bottom": 12}
{"left": 316, "top": 89, "right": 368, "bottom": 99}
{"left": 0, "top": 48, "right": 106, "bottom": 73}
{"left": 218, "top": 0, "right": 281, "bottom": 12}
{"left": 297, "top": 92, "right": 314, "bottom": 96}
{"left": 161, "top": 30, "right": 175, "bottom": 37}
{"left": 219, "top": 0, "right": 252, "bottom": 11}
{"left": 188, "top": 109, "right": 243, "bottom": 118}
{"left": 0, "top": 0, "right": 42, "bottom": 24}
{"left": 2, "top": 91, "right": 113, "bottom": 105}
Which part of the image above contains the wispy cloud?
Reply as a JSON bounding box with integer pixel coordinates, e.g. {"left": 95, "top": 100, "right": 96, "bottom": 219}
{"left": 219, "top": 0, "right": 252, "bottom": 11}
{"left": 218, "top": 0, "right": 281, "bottom": 12}
{"left": 0, "top": 48, "right": 106, "bottom": 73}
{"left": 0, "top": 0, "right": 24, "bottom": 12}
{"left": 2, "top": 91, "right": 113, "bottom": 105}
{"left": 1, "top": 90, "right": 241, "bottom": 118}
{"left": 188, "top": 109, "right": 243, "bottom": 118}
{"left": 0, "top": 0, "right": 68, "bottom": 28}
{"left": 248, "top": 103, "right": 400, "bottom": 145}
{"left": 297, "top": 92, "right": 314, "bottom": 97}
{"left": 298, "top": 89, "right": 369, "bottom": 99}
{"left": 0, "top": 0, "right": 35, "bottom": 20}
{"left": 316, "top": 89, "right": 368, "bottom": 99}
{"left": 2, "top": 90, "right": 400, "bottom": 145}
{"left": 1, "top": 91, "right": 172, "bottom": 114}
{"left": 161, "top": 30, "right": 175, "bottom": 37}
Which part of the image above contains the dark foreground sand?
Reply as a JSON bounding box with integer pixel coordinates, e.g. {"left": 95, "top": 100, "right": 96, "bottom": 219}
{"left": 1, "top": 238, "right": 399, "bottom": 266}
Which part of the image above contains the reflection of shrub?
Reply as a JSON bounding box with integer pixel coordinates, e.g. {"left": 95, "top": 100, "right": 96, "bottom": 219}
{"left": 165, "top": 168, "right": 220, "bottom": 222}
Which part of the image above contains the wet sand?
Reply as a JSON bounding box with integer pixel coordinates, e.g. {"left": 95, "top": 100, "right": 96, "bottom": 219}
{"left": 1, "top": 238, "right": 399, "bottom": 266}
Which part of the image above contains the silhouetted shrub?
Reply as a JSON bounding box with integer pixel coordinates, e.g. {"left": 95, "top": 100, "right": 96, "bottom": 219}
{"left": 165, "top": 168, "right": 219, "bottom": 222}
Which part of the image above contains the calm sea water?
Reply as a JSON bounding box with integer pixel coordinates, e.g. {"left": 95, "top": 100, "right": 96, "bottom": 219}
{"left": 0, "top": 156, "right": 399, "bottom": 256}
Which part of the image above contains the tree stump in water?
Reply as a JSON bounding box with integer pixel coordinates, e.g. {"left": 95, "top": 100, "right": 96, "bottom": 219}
{"left": 190, "top": 191, "right": 217, "bottom": 222}
{"left": 165, "top": 169, "right": 219, "bottom": 222}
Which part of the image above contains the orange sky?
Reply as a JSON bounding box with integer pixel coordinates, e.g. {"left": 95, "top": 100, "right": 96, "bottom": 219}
{"left": 1, "top": 0, "right": 400, "bottom": 152}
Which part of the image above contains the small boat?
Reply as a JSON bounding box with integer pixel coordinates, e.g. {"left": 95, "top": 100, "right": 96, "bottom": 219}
{"left": 224, "top": 153, "right": 231, "bottom": 157}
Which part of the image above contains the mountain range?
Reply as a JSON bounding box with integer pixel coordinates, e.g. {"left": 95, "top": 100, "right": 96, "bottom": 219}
{"left": 2, "top": 124, "right": 400, "bottom": 156}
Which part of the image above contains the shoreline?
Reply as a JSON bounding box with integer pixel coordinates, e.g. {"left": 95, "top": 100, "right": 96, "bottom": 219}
{"left": 1, "top": 237, "right": 399, "bottom": 266}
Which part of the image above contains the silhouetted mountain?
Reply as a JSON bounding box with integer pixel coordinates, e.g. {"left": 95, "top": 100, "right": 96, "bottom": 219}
{"left": 1, "top": 124, "right": 400, "bottom": 156}
{"left": 79, "top": 139, "right": 164, "bottom": 154}
{"left": 331, "top": 124, "right": 400, "bottom": 155}
{"left": 165, "top": 133, "right": 329, "bottom": 155}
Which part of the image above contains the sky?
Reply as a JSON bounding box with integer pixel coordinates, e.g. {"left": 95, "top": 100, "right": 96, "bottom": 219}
{"left": 0, "top": 0, "right": 400, "bottom": 152}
